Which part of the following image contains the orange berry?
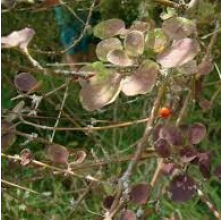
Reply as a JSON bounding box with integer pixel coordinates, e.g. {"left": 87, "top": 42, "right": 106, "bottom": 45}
{"left": 159, "top": 107, "right": 171, "bottom": 119}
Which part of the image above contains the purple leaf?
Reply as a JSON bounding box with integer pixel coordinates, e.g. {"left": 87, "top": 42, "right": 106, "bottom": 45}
{"left": 46, "top": 144, "right": 69, "bottom": 164}
{"left": 120, "top": 210, "right": 137, "bottom": 220}
{"left": 103, "top": 195, "right": 115, "bottom": 210}
{"left": 188, "top": 123, "right": 206, "bottom": 145}
{"left": 161, "top": 162, "right": 178, "bottom": 176}
{"left": 14, "top": 72, "right": 38, "bottom": 92}
{"left": 96, "top": 38, "right": 122, "bottom": 61}
{"left": 107, "top": 49, "right": 134, "bottom": 67}
{"left": 179, "top": 146, "right": 197, "bottom": 163}
{"left": 129, "top": 183, "right": 152, "bottom": 205}
{"left": 121, "top": 59, "right": 159, "bottom": 96}
{"left": 168, "top": 174, "right": 197, "bottom": 203}
{"left": 160, "top": 125, "right": 183, "bottom": 146}
{"left": 79, "top": 69, "right": 122, "bottom": 111}
{"left": 157, "top": 38, "right": 199, "bottom": 68}
{"left": 154, "top": 138, "right": 171, "bottom": 158}
{"left": 94, "top": 19, "right": 126, "bottom": 39}
{"left": 197, "top": 152, "right": 212, "bottom": 178}
{"left": 162, "top": 17, "right": 196, "bottom": 40}
{"left": 124, "top": 30, "right": 144, "bottom": 57}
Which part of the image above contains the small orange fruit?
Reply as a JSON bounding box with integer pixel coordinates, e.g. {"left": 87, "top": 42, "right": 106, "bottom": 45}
{"left": 159, "top": 107, "right": 171, "bottom": 119}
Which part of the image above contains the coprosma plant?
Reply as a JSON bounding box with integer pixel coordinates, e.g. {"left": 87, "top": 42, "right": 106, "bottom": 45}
{"left": 1, "top": 0, "right": 221, "bottom": 219}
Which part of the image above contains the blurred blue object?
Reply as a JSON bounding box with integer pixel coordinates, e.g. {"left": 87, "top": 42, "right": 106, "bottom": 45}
{"left": 54, "top": 6, "right": 92, "bottom": 55}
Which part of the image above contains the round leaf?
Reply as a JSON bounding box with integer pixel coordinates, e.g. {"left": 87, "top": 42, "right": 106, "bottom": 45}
{"left": 162, "top": 17, "right": 196, "bottom": 40}
{"left": 121, "top": 59, "right": 159, "bottom": 96}
{"left": 188, "top": 123, "right": 206, "bottom": 144}
{"left": 103, "top": 195, "right": 115, "bottom": 210}
{"left": 14, "top": 72, "right": 38, "bottom": 92}
{"left": 46, "top": 144, "right": 69, "bottom": 164}
{"left": 94, "top": 19, "right": 126, "bottom": 39}
{"left": 79, "top": 71, "right": 122, "bottom": 111}
{"left": 120, "top": 210, "right": 136, "bottom": 220}
{"left": 129, "top": 183, "right": 152, "bottom": 204}
{"left": 124, "top": 30, "right": 144, "bottom": 57}
{"left": 154, "top": 138, "right": 171, "bottom": 158}
{"left": 107, "top": 49, "right": 134, "bottom": 67}
{"left": 168, "top": 174, "right": 196, "bottom": 203}
{"left": 96, "top": 38, "right": 122, "bottom": 61}
{"left": 160, "top": 125, "right": 183, "bottom": 146}
{"left": 157, "top": 38, "right": 199, "bottom": 68}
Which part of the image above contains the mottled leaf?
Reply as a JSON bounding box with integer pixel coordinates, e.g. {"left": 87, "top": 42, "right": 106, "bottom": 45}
{"left": 154, "top": 138, "right": 171, "bottom": 158}
{"left": 177, "top": 60, "right": 197, "bottom": 74}
{"left": 157, "top": 38, "right": 199, "bottom": 68}
{"left": 145, "top": 28, "right": 170, "bottom": 53}
{"left": 20, "top": 148, "right": 33, "bottom": 166}
{"left": 46, "top": 144, "right": 69, "bottom": 164}
{"left": 179, "top": 146, "right": 197, "bottom": 163}
{"left": 14, "top": 72, "right": 38, "bottom": 92}
{"left": 96, "top": 38, "right": 122, "bottom": 61}
{"left": 124, "top": 30, "right": 144, "bottom": 57}
{"left": 129, "top": 183, "right": 151, "bottom": 204}
{"left": 197, "top": 60, "right": 214, "bottom": 77}
{"left": 94, "top": 19, "right": 126, "bottom": 39}
{"left": 120, "top": 210, "right": 136, "bottom": 220}
{"left": 79, "top": 68, "right": 122, "bottom": 111}
{"left": 1, "top": 120, "right": 16, "bottom": 152}
{"left": 162, "top": 17, "right": 196, "bottom": 40}
{"left": 160, "top": 125, "right": 183, "bottom": 146}
{"left": 161, "top": 162, "right": 178, "bottom": 176}
{"left": 169, "top": 174, "right": 196, "bottom": 203}
{"left": 188, "top": 123, "right": 206, "bottom": 144}
{"left": 121, "top": 59, "right": 159, "bottom": 96}
{"left": 1, "top": 27, "right": 35, "bottom": 50}
{"left": 197, "top": 152, "right": 212, "bottom": 178}
{"left": 130, "top": 20, "right": 150, "bottom": 33}
{"left": 107, "top": 49, "right": 134, "bottom": 67}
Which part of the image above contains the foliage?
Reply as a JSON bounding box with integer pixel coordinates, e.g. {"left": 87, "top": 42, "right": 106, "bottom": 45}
{"left": 1, "top": 0, "right": 221, "bottom": 220}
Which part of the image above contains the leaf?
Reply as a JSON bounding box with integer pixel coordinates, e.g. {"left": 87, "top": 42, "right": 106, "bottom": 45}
{"left": 197, "top": 152, "right": 212, "bottom": 178}
{"left": 73, "top": 150, "right": 87, "bottom": 164}
{"left": 168, "top": 174, "right": 196, "bottom": 203}
{"left": 154, "top": 138, "right": 171, "bottom": 158}
{"left": 107, "top": 49, "right": 134, "bottom": 67}
{"left": 103, "top": 195, "right": 115, "bottom": 210}
{"left": 152, "top": 124, "right": 163, "bottom": 142}
{"left": 14, "top": 73, "right": 38, "bottom": 92}
{"left": 1, "top": 120, "right": 16, "bottom": 152}
{"left": 196, "top": 60, "right": 214, "bottom": 77}
{"left": 214, "top": 163, "right": 221, "bottom": 180}
{"left": 79, "top": 69, "right": 122, "bottom": 111}
{"left": 145, "top": 28, "right": 170, "bottom": 53}
{"left": 95, "top": 38, "right": 123, "bottom": 61}
{"left": 94, "top": 18, "right": 126, "bottom": 39}
{"left": 179, "top": 146, "right": 197, "bottom": 163}
{"left": 188, "top": 123, "right": 206, "bottom": 144}
{"left": 130, "top": 20, "right": 150, "bottom": 33}
{"left": 177, "top": 60, "right": 197, "bottom": 74}
{"left": 129, "top": 183, "right": 151, "bottom": 204}
{"left": 20, "top": 149, "right": 33, "bottom": 166}
{"left": 120, "top": 210, "right": 136, "bottom": 220}
{"left": 162, "top": 17, "right": 196, "bottom": 40}
{"left": 1, "top": 27, "right": 35, "bottom": 50}
{"left": 124, "top": 30, "right": 144, "bottom": 57}
{"left": 160, "top": 125, "right": 183, "bottom": 146}
{"left": 121, "top": 59, "right": 159, "bottom": 96}
{"left": 157, "top": 38, "right": 199, "bottom": 68}
{"left": 161, "top": 162, "right": 178, "bottom": 176}
{"left": 46, "top": 144, "right": 69, "bottom": 164}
